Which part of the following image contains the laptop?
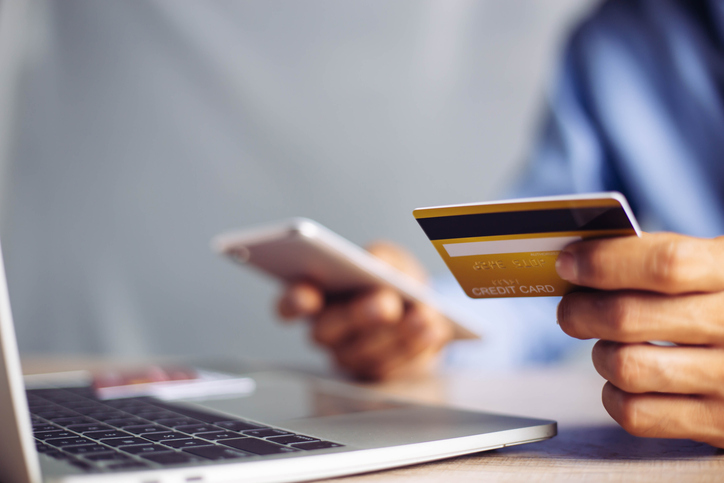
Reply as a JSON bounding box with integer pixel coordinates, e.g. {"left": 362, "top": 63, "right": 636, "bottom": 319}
{"left": 0, "top": 240, "right": 556, "bottom": 483}
{"left": 0, "top": 2, "right": 555, "bottom": 482}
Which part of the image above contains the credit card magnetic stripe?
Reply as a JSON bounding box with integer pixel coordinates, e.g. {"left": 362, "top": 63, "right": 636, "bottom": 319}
{"left": 416, "top": 206, "right": 635, "bottom": 240}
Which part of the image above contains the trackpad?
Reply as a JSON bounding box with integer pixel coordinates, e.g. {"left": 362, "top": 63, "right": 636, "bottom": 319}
{"left": 182, "top": 371, "right": 404, "bottom": 424}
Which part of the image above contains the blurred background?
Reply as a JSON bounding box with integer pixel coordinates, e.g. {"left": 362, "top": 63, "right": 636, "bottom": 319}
{"left": 0, "top": 0, "right": 597, "bottom": 368}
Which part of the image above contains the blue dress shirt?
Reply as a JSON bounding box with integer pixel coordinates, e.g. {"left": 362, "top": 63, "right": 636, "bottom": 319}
{"left": 444, "top": 0, "right": 724, "bottom": 370}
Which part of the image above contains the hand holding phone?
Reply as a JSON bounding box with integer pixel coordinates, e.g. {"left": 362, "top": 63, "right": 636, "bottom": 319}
{"left": 212, "top": 218, "right": 477, "bottom": 340}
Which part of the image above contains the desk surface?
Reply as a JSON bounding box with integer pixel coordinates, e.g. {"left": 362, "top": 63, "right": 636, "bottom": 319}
{"left": 21, "top": 357, "right": 724, "bottom": 482}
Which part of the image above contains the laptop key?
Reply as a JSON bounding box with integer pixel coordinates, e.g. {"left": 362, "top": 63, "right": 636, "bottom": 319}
{"left": 59, "top": 401, "right": 100, "bottom": 410}
{"left": 32, "top": 424, "right": 59, "bottom": 432}
{"left": 174, "top": 424, "right": 219, "bottom": 434}
{"left": 221, "top": 438, "right": 299, "bottom": 455}
{"left": 216, "top": 420, "right": 268, "bottom": 432}
{"left": 68, "top": 460, "right": 94, "bottom": 471}
{"left": 136, "top": 410, "right": 180, "bottom": 420}
{"left": 267, "top": 435, "right": 319, "bottom": 445}
{"left": 66, "top": 423, "right": 114, "bottom": 433}
{"left": 183, "top": 446, "right": 251, "bottom": 460}
{"left": 45, "top": 437, "right": 93, "bottom": 447}
{"left": 154, "top": 418, "right": 200, "bottom": 427}
{"left": 291, "top": 441, "right": 344, "bottom": 450}
{"left": 85, "top": 452, "right": 131, "bottom": 462}
{"left": 104, "top": 418, "right": 146, "bottom": 428}
{"left": 35, "top": 442, "right": 52, "bottom": 453}
{"left": 32, "top": 409, "right": 76, "bottom": 419}
{"left": 141, "top": 432, "right": 192, "bottom": 442}
{"left": 162, "top": 439, "right": 215, "bottom": 449}
{"left": 242, "top": 429, "right": 292, "bottom": 438}
{"left": 86, "top": 411, "right": 129, "bottom": 421}
{"left": 64, "top": 444, "right": 113, "bottom": 455}
{"left": 35, "top": 430, "right": 75, "bottom": 440}
{"left": 103, "top": 398, "right": 152, "bottom": 408}
{"left": 43, "top": 450, "right": 71, "bottom": 460}
{"left": 28, "top": 399, "right": 54, "bottom": 408}
{"left": 194, "top": 431, "right": 240, "bottom": 441}
{"left": 121, "top": 444, "right": 173, "bottom": 455}
{"left": 140, "top": 452, "right": 196, "bottom": 465}
{"left": 101, "top": 436, "right": 152, "bottom": 447}
{"left": 84, "top": 430, "right": 131, "bottom": 440}
{"left": 124, "top": 424, "right": 167, "bottom": 434}
{"left": 47, "top": 416, "right": 92, "bottom": 425}
{"left": 145, "top": 402, "right": 231, "bottom": 424}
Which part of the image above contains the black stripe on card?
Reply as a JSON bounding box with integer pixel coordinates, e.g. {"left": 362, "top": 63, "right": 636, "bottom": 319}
{"left": 416, "top": 206, "right": 633, "bottom": 240}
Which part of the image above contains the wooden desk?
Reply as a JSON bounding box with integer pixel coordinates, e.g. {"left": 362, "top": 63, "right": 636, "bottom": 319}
{"left": 22, "top": 358, "right": 724, "bottom": 482}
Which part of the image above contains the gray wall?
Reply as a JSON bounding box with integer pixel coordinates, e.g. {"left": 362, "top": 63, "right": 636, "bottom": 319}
{"left": 1, "top": 0, "right": 597, "bottom": 368}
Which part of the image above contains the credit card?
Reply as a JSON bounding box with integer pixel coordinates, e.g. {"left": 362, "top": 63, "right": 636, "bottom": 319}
{"left": 413, "top": 192, "right": 641, "bottom": 298}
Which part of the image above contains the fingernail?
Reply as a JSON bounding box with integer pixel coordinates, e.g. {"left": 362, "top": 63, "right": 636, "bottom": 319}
{"left": 556, "top": 251, "right": 578, "bottom": 282}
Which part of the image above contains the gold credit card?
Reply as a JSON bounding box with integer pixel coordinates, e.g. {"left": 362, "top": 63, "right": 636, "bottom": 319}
{"left": 413, "top": 192, "right": 641, "bottom": 298}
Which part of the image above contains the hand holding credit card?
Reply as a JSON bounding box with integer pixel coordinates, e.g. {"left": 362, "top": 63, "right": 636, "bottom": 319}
{"left": 413, "top": 192, "right": 641, "bottom": 298}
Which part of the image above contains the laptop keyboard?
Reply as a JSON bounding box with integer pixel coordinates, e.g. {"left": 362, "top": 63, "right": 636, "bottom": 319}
{"left": 27, "top": 387, "right": 344, "bottom": 472}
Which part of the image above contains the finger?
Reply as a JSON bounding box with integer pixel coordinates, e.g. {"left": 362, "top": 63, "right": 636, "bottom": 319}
{"left": 333, "top": 304, "right": 450, "bottom": 381}
{"left": 334, "top": 326, "right": 399, "bottom": 375}
{"left": 311, "top": 304, "right": 356, "bottom": 347}
{"left": 398, "top": 304, "right": 453, "bottom": 354}
{"left": 602, "top": 382, "right": 724, "bottom": 448}
{"left": 357, "top": 306, "right": 451, "bottom": 381}
{"left": 277, "top": 282, "right": 324, "bottom": 320}
{"left": 593, "top": 341, "right": 724, "bottom": 396}
{"left": 556, "top": 233, "right": 724, "bottom": 294}
{"left": 366, "top": 241, "right": 429, "bottom": 283}
{"left": 557, "top": 290, "right": 724, "bottom": 345}
{"left": 346, "top": 287, "right": 405, "bottom": 329}
{"left": 339, "top": 305, "right": 447, "bottom": 370}
{"left": 311, "top": 288, "right": 404, "bottom": 349}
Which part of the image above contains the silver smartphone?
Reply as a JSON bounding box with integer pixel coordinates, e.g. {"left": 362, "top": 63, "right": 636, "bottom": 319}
{"left": 212, "top": 218, "right": 477, "bottom": 339}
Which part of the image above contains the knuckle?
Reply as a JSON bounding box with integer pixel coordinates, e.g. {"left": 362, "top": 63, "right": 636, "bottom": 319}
{"left": 699, "top": 404, "right": 724, "bottom": 447}
{"left": 609, "top": 346, "right": 645, "bottom": 391}
{"left": 556, "top": 296, "right": 578, "bottom": 336}
{"left": 404, "top": 306, "right": 452, "bottom": 349}
{"left": 599, "top": 295, "right": 640, "bottom": 339}
{"left": 354, "top": 289, "right": 403, "bottom": 326}
{"left": 353, "top": 341, "right": 383, "bottom": 363}
{"left": 646, "top": 238, "right": 693, "bottom": 289}
{"left": 616, "top": 394, "right": 657, "bottom": 437}
{"left": 349, "top": 328, "right": 395, "bottom": 363}
{"left": 577, "top": 244, "right": 613, "bottom": 283}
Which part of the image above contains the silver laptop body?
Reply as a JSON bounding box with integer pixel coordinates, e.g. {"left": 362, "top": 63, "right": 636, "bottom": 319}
{"left": 0, "top": 234, "right": 556, "bottom": 482}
